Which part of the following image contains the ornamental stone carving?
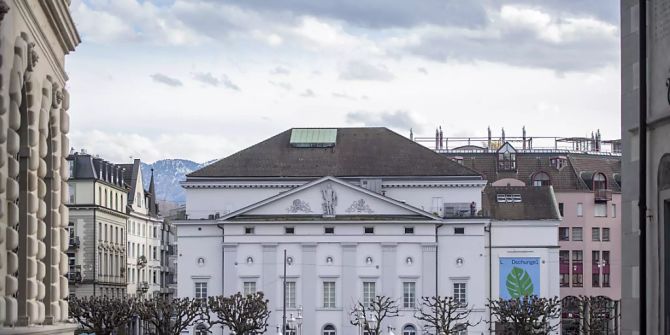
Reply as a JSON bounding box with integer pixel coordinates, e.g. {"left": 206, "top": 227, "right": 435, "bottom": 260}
{"left": 27, "top": 42, "right": 39, "bottom": 70}
{"left": 0, "top": 1, "right": 9, "bottom": 23}
{"left": 287, "top": 199, "right": 312, "bottom": 213}
{"left": 321, "top": 184, "right": 337, "bottom": 216}
{"left": 345, "top": 199, "right": 374, "bottom": 214}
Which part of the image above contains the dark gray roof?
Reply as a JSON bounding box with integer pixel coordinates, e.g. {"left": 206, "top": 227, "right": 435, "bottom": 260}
{"left": 119, "top": 160, "right": 139, "bottom": 204}
{"left": 482, "top": 186, "right": 560, "bottom": 220}
{"left": 67, "top": 153, "right": 126, "bottom": 188}
{"left": 189, "top": 128, "right": 482, "bottom": 178}
{"left": 444, "top": 150, "right": 621, "bottom": 192}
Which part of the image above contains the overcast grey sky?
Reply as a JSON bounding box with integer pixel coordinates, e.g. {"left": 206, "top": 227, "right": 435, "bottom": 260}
{"left": 67, "top": 0, "right": 620, "bottom": 163}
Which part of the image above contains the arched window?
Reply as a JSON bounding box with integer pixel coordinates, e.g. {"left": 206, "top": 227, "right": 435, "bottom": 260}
{"left": 194, "top": 323, "right": 208, "bottom": 335}
{"left": 403, "top": 325, "right": 417, "bottom": 335}
{"left": 497, "top": 143, "right": 517, "bottom": 171}
{"left": 593, "top": 173, "right": 607, "bottom": 190}
{"left": 532, "top": 172, "right": 551, "bottom": 186}
{"left": 323, "top": 324, "right": 336, "bottom": 335}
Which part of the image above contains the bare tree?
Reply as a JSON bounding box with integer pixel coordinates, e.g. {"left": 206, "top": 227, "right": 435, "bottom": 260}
{"left": 575, "top": 295, "right": 618, "bottom": 334}
{"left": 207, "top": 292, "right": 271, "bottom": 335}
{"left": 69, "top": 296, "right": 137, "bottom": 335}
{"left": 415, "top": 296, "right": 480, "bottom": 334}
{"left": 136, "top": 296, "right": 206, "bottom": 335}
{"left": 487, "top": 295, "right": 561, "bottom": 335}
{"left": 350, "top": 295, "right": 399, "bottom": 335}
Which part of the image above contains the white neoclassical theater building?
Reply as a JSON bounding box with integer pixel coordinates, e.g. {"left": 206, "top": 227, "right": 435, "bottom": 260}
{"left": 176, "top": 128, "right": 560, "bottom": 335}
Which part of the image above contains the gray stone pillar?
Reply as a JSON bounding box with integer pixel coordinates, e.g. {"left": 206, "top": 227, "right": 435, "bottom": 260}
{"left": 301, "top": 243, "right": 316, "bottom": 335}
{"left": 381, "top": 243, "right": 397, "bottom": 297}
{"left": 341, "top": 243, "right": 357, "bottom": 335}
{"left": 422, "top": 244, "right": 437, "bottom": 298}
{"left": 222, "top": 244, "right": 237, "bottom": 296}
{"left": 262, "top": 244, "right": 278, "bottom": 330}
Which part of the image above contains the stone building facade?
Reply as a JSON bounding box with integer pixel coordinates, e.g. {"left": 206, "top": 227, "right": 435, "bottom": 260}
{"left": 0, "top": 0, "right": 79, "bottom": 332}
{"left": 66, "top": 153, "right": 129, "bottom": 298}
{"left": 620, "top": 0, "right": 670, "bottom": 333}
{"left": 176, "top": 127, "right": 560, "bottom": 335}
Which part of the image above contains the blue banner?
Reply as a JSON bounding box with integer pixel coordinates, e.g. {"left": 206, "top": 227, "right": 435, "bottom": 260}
{"left": 499, "top": 257, "right": 540, "bottom": 299}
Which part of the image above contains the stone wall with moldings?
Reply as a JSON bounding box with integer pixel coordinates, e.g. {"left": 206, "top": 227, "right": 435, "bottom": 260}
{"left": 0, "top": 0, "right": 79, "bottom": 330}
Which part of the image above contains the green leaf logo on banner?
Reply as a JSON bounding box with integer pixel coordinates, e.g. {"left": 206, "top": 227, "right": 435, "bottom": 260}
{"left": 506, "top": 266, "right": 534, "bottom": 298}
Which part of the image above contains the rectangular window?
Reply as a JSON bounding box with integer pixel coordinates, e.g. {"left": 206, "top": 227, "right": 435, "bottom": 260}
{"left": 572, "top": 227, "right": 583, "bottom": 241}
{"left": 454, "top": 227, "right": 465, "bottom": 235}
{"left": 577, "top": 203, "right": 583, "bottom": 217}
{"left": 612, "top": 203, "right": 617, "bottom": 218}
{"left": 558, "top": 203, "right": 564, "bottom": 216}
{"left": 602, "top": 251, "right": 610, "bottom": 287}
{"left": 245, "top": 227, "right": 255, "bottom": 235}
{"left": 595, "top": 203, "right": 608, "bottom": 217}
{"left": 404, "top": 227, "right": 415, "bottom": 234}
{"left": 363, "top": 281, "right": 376, "bottom": 307}
{"left": 592, "top": 228, "right": 600, "bottom": 241}
{"left": 285, "top": 227, "right": 295, "bottom": 234}
{"left": 602, "top": 228, "right": 610, "bottom": 241}
{"left": 572, "top": 251, "right": 583, "bottom": 287}
{"left": 364, "top": 227, "right": 374, "bottom": 234}
{"left": 323, "top": 281, "right": 336, "bottom": 308}
{"left": 592, "top": 251, "right": 600, "bottom": 287}
{"left": 431, "top": 197, "right": 443, "bottom": 214}
{"left": 285, "top": 281, "right": 296, "bottom": 308}
{"left": 453, "top": 283, "right": 467, "bottom": 306}
{"left": 243, "top": 282, "right": 256, "bottom": 296}
{"left": 68, "top": 184, "right": 76, "bottom": 204}
{"left": 403, "top": 282, "right": 416, "bottom": 308}
{"left": 559, "top": 227, "right": 569, "bottom": 241}
{"left": 559, "top": 250, "right": 570, "bottom": 287}
{"left": 324, "top": 227, "right": 334, "bottom": 234}
{"left": 195, "top": 282, "right": 208, "bottom": 301}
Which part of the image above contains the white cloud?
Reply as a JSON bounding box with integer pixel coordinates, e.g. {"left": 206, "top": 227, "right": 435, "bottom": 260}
{"left": 69, "top": 130, "right": 239, "bottom": 163}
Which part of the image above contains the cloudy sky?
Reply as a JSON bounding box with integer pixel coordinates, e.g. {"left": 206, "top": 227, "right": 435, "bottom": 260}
{"left": 67, "top": 0, "right": 620, "bottom": 163}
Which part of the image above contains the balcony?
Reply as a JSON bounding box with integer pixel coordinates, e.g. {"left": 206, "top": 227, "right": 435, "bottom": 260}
{"left": 137, "top": 255, "right": 147, "bottom": 268}
{"left": 137, "top": 281, "right": 149, "bottom": 293}
{"left": 68, "top": 266, "right": 82, "bottom": 283}
{"left": 68, "top": 236, "right": 80, "bottom": 250}
{"left": 594, "top": 189, "right": 612, "bottom": 202}
{"left": 443, "top": 202, "right": 479, "bottom": 218}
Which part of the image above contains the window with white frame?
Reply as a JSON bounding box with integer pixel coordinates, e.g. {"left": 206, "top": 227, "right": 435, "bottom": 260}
{"left": 403, "top": 325, "right": 417, "bottom": 335}
{"left": 363, "top": 281, "right": 376, "bottom": 307}
{"left": 243, "top": 281, "right": 256, "bottom": 296}
{"left": 323, "top": 281, "right": 336, "bottom": 308}
{"left": 594, "top": 203, "right": 607, "bottom": 217}
{"left": 323, "top": 325, "right": 336, "bottom": 335}
{"left": 195, "top": 282, "right": 208, "bottom": 301}
{"left": 453, "top": 283, "right": 467, "bottom": 306}
{"left": 612, "top": 203, "right": 617, "bottom": 218}
{"left": 403, "top": 282, "right": 416, "bottom": 308}
{"left": 577, "top": 203, "right": 583, "bottom": 217}
{"left": 285, "top": 281, "right": 296, "bottom": 308}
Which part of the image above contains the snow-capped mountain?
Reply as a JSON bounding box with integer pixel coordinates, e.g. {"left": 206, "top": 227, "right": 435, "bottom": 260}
{"left": 139, "top": 159, "right": 215, "bottom": 204}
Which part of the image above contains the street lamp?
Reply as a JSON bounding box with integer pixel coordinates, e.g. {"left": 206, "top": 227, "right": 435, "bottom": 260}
{"left": 296, "top": 306, "right": 303, "bottom": 335}
{"left": 355, "top": 307, "right": 365, "bottom": 335}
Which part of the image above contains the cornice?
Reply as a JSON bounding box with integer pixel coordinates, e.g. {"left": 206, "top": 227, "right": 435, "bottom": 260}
{"left": 182, "top": 182, "right": 302, "bottom": 189}
{"left": 39, "top": 0, "right": 81, "bottom": 53}
{"left": 12, "top": 0, "right": 78, "bottom": 84}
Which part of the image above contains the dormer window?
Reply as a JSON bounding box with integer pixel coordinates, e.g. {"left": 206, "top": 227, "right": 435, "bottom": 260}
{"left": 550, "top": 156, "right": 568, "bottom": 170}
{"left": 593, "top": 173, "right": 607, "bottom": 191}
{"left": 497, "top": 143, "right": 517, "bottom": 172}
{"left": 532, "top": 172, "right": 551, "bottom": 187}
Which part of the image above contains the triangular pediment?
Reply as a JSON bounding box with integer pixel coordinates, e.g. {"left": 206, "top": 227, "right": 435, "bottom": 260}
{"left": 220, "top": 176, "right": 440, "bottom": 221}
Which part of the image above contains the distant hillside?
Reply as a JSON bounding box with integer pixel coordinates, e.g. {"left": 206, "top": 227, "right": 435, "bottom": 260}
{"left": 139, "top": 159, "right": 216, "bottom": 204}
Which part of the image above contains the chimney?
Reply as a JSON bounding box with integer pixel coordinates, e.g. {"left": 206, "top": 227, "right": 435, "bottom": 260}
{"left": 501, "top": 128, "right": 506, "bottom": 143}
{"left": 409, "top": 128, "right": 414, "bottom": 141}
{"left": 439, "top": 126, "right": 444, "bottom": 149}
{"left": 487, "top": 126, "right": 492, "bottom": 151}
{"left": 435, "top": 127, "right": 439, "bottom": 150}
{"left": 522, "top": 126, "right": 527, "bottom": 150}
